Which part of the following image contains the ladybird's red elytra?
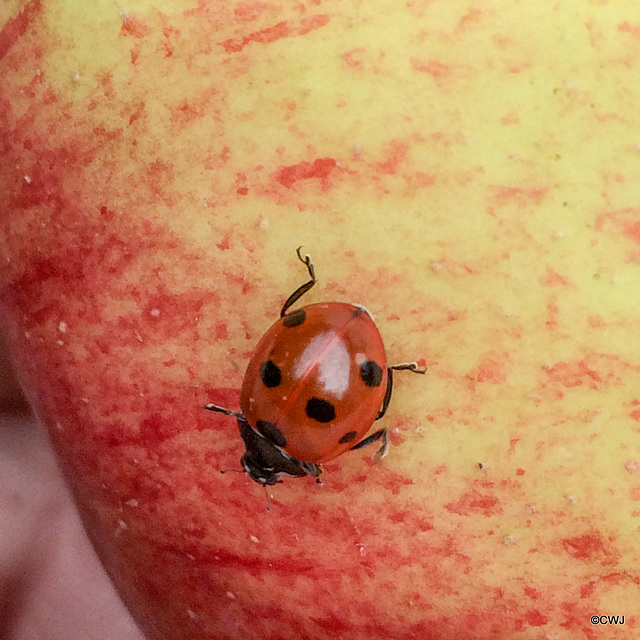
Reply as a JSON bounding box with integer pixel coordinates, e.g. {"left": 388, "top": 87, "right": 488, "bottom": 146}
{"left": 204, "top": 248, "right": 425, "bottom": 487}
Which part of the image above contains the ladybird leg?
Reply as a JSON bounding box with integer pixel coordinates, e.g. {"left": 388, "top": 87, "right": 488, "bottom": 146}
{"left": 374, "top": 429, "right": 390, "bottom": 464}
{"left": 310, "top": 463, "right": 324, "bottom": 484}
{"left": 390, "top": 361, "right": 426, "bottom": 374}
{"left": 203, "top": 403, "right": 244, "bottom": 419}
{"left": 350, "top": 428, "right": 389, "bottom": 464}
{"left": 280, "top": 246, "right": 317, "bottom": 317}
{"left": 376, "top": 368, "right": 394, "bottom": 421}
{"left": 353, "top": 363, "right": 424, "bottom": 461}
{"left": 350, "top": 428, "right": 386, "bottom": 450}
{"left": 375, "top": 362, "right": 426, "bottom": 420}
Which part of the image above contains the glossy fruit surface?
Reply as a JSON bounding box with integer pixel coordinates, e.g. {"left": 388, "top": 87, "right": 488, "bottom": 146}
{"left": 2, "top": 2, "right": 640, "bottom": 639}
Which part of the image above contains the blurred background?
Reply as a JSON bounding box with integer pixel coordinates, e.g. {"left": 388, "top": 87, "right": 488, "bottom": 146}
{"left": 0, "top": 335, "right": 144, "bottom": 640}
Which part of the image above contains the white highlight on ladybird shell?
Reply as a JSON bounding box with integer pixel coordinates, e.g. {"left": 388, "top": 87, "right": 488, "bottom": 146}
{"left": 293, "top": 332, "right": 351, "bottom": 398}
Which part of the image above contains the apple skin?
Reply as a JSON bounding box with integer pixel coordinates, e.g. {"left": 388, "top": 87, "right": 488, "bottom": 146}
{"left": 2, "top": 1, "right": 640, "bottom": 639}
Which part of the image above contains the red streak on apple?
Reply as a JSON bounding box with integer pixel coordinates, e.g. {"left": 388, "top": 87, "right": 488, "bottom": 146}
{"left": 523, "top": 609, "right": 549, "bottom": 627}
{"left": 444, "top": 484, "right": 503, "bottom": 517}
{"left": 342, "top": 47, "right": 366, "bottom": 70}
{"left": 0, "top": 0, "right": 41, "bottom": 60}
{"left": 234, "top": 2, "right": 273, "bottom": 24}
{"left": 410, "top": 58, "right": 451, "bottom": 79}
{"left": 617, "top": 21, "right": 640, "bottom": 39}
{"left": 169, "top": 87, "right": 225, "bottom": 124}
{"left": 404, "top": 171, "right": 437, "bottom": 193}
{"left": 561, "top": 533, "right": 613, "bottom": 561}
{"left": 491, "top": 185, "right": 550, "bottom": 205}
{"left": 120, "top": 14, "right": 151, "bottom": 39}
{"left": 538, "top": 265, "right": 572, "bottom": 287}
{"left": 580, "top": 581, "right": 596, "bottom": 598}
{"left": 466, "top": 356, "right": 507, "bottom": 387}
{"left": 220, "top": 14, "right": 329, "bottom": 53}
{"left": 622, "top": 220, "right": 640, "bottom": 245}
{"left": 595, "top": 207, "right": 640, "bottom": 262}
{"left": 544, "top": 360, "right": 603, "bottom": 388}
{"left": 274, "top": 157, "right": 337, "bottom": 189}
{"left": 523, "top": 585, "right": 542, "bottom": 599}
{"left": 375, "top": 140, "right": 409, "bottom": 175}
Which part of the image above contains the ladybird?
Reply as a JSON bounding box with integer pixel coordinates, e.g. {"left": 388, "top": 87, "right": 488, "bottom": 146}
{"left": 205, "top": 247, "right": 425, "bottom": 487}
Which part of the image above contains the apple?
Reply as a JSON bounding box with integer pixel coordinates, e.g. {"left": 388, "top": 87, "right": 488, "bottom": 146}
{"left": 2, "top": 1, "right": 640, "bottom": 639}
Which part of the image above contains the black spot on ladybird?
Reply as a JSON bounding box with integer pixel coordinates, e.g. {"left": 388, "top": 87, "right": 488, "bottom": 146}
{"left": 338, "top": 430, "right": 358, "bottom": 444}
{"left": 305, "top": 397, "right": 336, "bottom": 423}
{"left": 260, "top": 360, "right": 281, "bottom": 388}
{"left": 360, "top": 360, "right": 383, "bottom": 387}
{"left": 256, "top": 420, "right": 287, "bottom": 448}
{"left": 282, "top": 309, "right": 306, "bottom": 328}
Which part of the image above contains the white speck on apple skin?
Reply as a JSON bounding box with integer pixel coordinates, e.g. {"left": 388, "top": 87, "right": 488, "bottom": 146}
{"left": 115, "top": 519, "right": 128, "bottom": 537}
{"left": 249, "top": 535, "right": 259, "bottom": 543}
{"left": 226, "top": 591, "right": 236, "bottom": 600}
{"left": 186, "top": 609, "right": 197, "bottom": 620}
{"left": 23, "top": 175, "right": 31, "bottom": 185}
{"left": 58, "top": 321, "right": 67, "bottom": 333}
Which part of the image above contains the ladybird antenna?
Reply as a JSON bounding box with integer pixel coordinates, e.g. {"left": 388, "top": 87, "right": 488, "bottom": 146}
{"left": 220, "top": 467, "right": 246, "bottom": 475}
